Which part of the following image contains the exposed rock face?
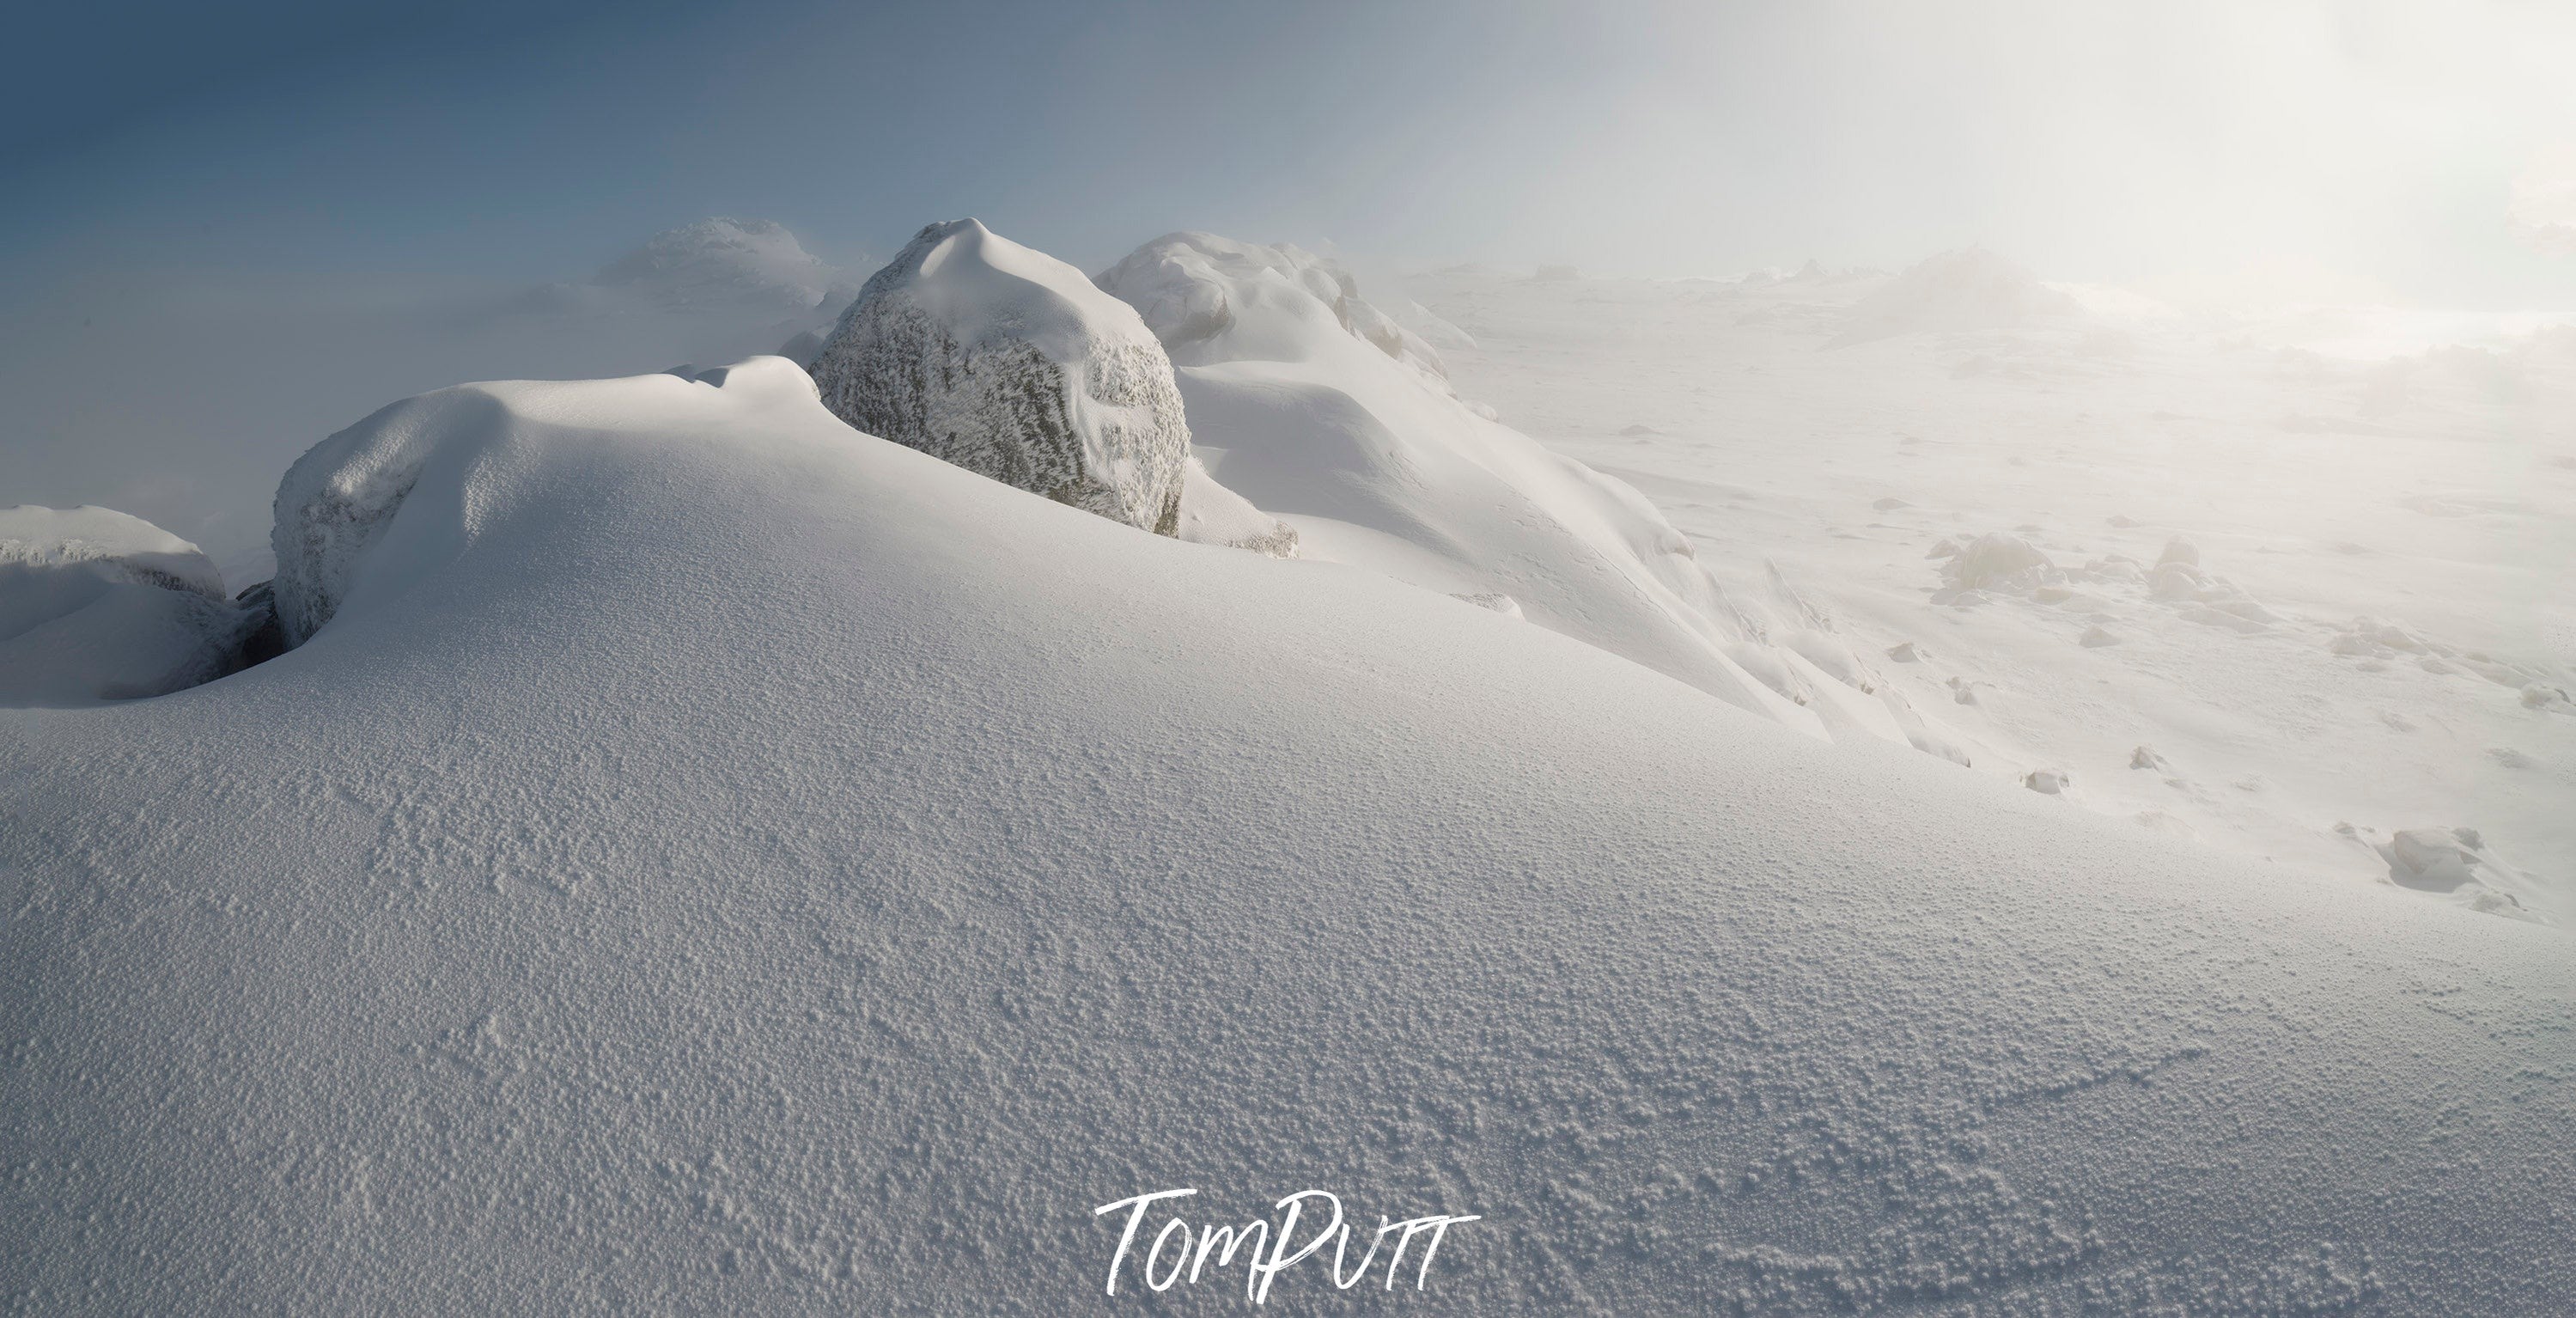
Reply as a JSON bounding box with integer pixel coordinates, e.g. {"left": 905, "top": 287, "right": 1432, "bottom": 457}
{"left": 813, "top": 219, "right": 1189, "bottom": 535}
{"left": 0, "top": 504, "right": 259, "bottom": 704}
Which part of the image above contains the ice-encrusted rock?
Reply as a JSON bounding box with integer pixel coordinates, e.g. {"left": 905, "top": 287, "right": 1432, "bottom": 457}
{"left": 1942, "top": 532, "right": 2057, "bottom": 592}
{"left": 1, "top": 504, "right": 254, "bottom": 704}
{"left": 813, "top": 220, "right": 1189, "bottom": 534}
{"left": 1175, "top": 453, "right": 1297, "bottom": 558}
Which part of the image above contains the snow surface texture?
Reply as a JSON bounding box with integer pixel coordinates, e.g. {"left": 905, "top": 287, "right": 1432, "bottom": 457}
{"left": 4, "top": 360, "right": 2569, "bottom": 1314}
{"left": 1098, "top": 233, "right": 1982, "bottom": 757}
{"left": 0, "top": 504, "right": 253, "bottom": 705}
{"left": 1410, "top": 261, "right": 2576, "bottom": 924}
{"left": 813, "top": 220, "right": 1189, "bottom": 534}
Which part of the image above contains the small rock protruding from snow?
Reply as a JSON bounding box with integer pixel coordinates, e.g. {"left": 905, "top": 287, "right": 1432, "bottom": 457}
{"left": 1942, "top": 533, "right": 2057, "bottom": 592}
{"left": 2382, "top": 827, "right": 2484, "bottom": 892}
{"left": 1885, "top": 641, "right": 1920, "bottom": 663}
{"left": 2158, "top": 536, "right": 2200, "bottom": 567}
{"left": 2129, "top": 745, "right": 2171, "bottom": 772}
{"left": 2080, "top": 624, "right": 2122, "bottom": 647}
{"left": 1, "top": 504, "right": 257, "bottom": 704}
{"left": 2022, "top": 768, "right": 2072, "bottom": 795}
{"left": 813, "top": 219, "right": 1191, "bottom": 535}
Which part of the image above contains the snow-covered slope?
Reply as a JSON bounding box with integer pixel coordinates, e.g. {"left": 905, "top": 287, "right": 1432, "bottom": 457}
{"left": 0, "top": 504, "right": 254, "bottom": 705}
{"left": 5, "top": 359, "right": 2568, "bottom": 1314}
{"left": 1098, "top": 232, "right": 1964, "bottom": 753}
{"left": 1408, "top": 261, "right": 2576, "bottom": 923}
{"left": 813, "top": 221, "right": 1191, "bottom": 534}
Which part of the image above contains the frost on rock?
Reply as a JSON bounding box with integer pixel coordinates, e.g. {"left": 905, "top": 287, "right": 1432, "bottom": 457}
{"left": 813, "top": 219, "right": 1189, "bottom": 534}
{"left": 0, "top": 504, "right": 255, "bottom": 704}
{"left": 1940, "top": 533, "right": 2058, "bottom": 595}
{"left": 1175, "top": 452, "right": 1297, "bottom": 558}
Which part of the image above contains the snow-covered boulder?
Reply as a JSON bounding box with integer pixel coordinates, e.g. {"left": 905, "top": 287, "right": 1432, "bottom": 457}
{"left": 1942, "top": 532, "right": 2058, "bottom": 593}
{"left": 0, "top": 504, "right": 253, "bottom": 704}
{"left": 1829, "top": 248, "right": 2084, "bottom": 346}
{"left": 813, "top": 219, "right": 1189, "bottom": 534}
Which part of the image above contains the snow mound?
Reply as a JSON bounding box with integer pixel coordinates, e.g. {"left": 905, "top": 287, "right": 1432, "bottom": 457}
{"left": 814, "top": 220, "right": 1189, "bottom": 534}
{"left": 7, "top": 363, "right": 2569, "bottom": 1312}
{"left": 1830, "top": 248, "right": 2085, "bottom": 347}
{"left": 1175, "top": 451, "right": 1297, "bottom": 557}
{"left": 1098, "top": 232, "right": 1452, "bottom": 384}
{"left": 592, "top": 217, "right": 843, "bottom": 311}
{"left": 1, "top": 504, "right": 254, "bottom": 704}
{"left": 1099, "top": 231, "right": 1897, "bottom": 742}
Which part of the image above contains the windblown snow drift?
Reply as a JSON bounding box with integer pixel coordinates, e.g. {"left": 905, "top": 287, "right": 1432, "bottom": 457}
{"left": 3, "top": 357, "right": 2568, "bottom": 1314}
{"left": 0, "top": 504, "right": 261, "bottom": 705}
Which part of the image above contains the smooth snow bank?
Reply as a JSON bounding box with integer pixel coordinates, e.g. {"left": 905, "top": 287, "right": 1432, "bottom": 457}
{"left": 0, "top": 504, "right": 250, "bottom": 704}
{"left": 813, "top": 220, "right": 1189, "bottom": 534}
{"left": 1829, "top": 247, "right": 2085, "bottom": 346}
{"left": 1175, "top": 450, "right": 1298, "bottom": 557}
{"left": 5, "top": 361, "right": 2569, "bottom": 1314}
{"left": 1099, "top": 231, "right": 1959, "bottom": 751}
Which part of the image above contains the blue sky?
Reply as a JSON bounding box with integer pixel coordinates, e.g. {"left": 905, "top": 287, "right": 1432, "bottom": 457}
{"left": 4, "top": 0, "right": 2573, "bottom": 302}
